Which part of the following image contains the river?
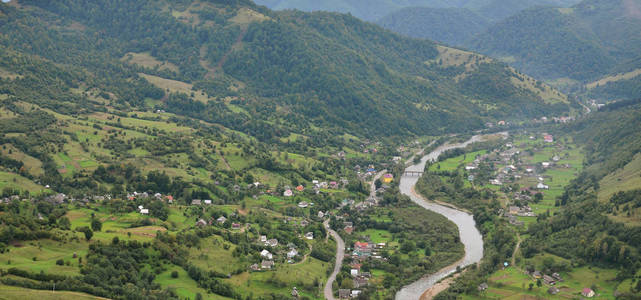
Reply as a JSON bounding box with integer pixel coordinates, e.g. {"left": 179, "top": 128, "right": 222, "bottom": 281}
{"left": 395, "top": 134, "right": 497, "bottom": 300}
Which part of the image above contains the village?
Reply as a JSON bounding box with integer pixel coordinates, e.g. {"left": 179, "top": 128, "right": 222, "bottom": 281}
{"left": 460, "top": 132, "right": 577, "bottom": 226}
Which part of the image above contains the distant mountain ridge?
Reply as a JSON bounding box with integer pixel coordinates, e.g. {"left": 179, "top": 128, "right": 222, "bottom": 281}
{"left": 467, "top": 0, "right": 641, "bottom": 83}
{"left": 253, "top": 0, "right": 581, "bottom": 21}
{"left": 377, "top": 7, "right": 490, "bottom": 45}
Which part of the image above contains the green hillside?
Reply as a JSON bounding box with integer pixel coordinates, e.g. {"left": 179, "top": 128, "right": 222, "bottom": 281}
{"left": 585, "top": 56, "right": 641, "bottom": 101}
{"left": 469, "top": 0, "right": 641, "bottom": 83}
{"left": 0, "top": 0, "right": 568, "bottom": 144}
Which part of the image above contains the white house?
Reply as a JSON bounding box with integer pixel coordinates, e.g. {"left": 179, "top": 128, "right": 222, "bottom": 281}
{"left": 287, "top": 249, "right": 298, "bottom": 259}
{"left": 260, "top": 250, "right": 273, "bottom": 260}
{"left": 283, "top": 190, "right": 293, "bottom": 197}
{"left": 140, "top": 208, "right": 149, "bottom": 215}
{"left": 537, "top": 183, "right": 549, "bottom": 190}
{"left": 305, "top": 232, "right": 314, "bottom": 240}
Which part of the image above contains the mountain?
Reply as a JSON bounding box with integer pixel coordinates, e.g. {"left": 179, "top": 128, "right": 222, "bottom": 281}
{"left": 0, "top": 0, "right": 568, "bottom": 144}
{"left": 468, "top": 0, "right": 641, "bottom": 84}
{"left": 260, "top": 0, "right": 582, "bottom": 49}
{"left": 252, "top": 0, "right": 581, "bottom": 22}
{"left": 377, "top": 7, "right": 490, "bottom": 45}
{"left": 584, "top": 56, "right": 641, "bottom": 101}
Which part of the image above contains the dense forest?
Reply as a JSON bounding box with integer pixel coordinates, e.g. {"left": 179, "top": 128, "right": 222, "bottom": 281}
{"left": 0, "top": 0, "right": 568, "bottom": 143}
{"left": 468, "top": 0, "right": 641, "bottom": 84}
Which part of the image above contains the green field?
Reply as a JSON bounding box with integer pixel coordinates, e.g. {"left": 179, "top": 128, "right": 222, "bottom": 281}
{"left": 154, "top": 266, "right": 227, "bottom": 300}
{"left": 0, "top": 239, "right": 87, "bottom": 277}
{"left": 225, "top": 257, "right": 329, "bottom": 300}
{"left": 0, "top": 171, "right": 44, "bottom": 194}
{"left": 188, "top": 236, "right": 245, "bottom": 275}
{"left": 470, "top": 263, "right": 620, "bottom": 300}
{"left": 430, "top": 150, "right": 487, "bottom": 172}
{"left": 0, "top": 284, "right": 108, "bottom": 300}
{"left": 360, "top": 228, "right": 393, "bottom": 244}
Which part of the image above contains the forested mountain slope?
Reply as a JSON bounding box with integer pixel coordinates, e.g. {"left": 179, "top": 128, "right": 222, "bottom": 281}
{"left": 377, "top": 7, "right": 490, "bottom": 45}
{"left": 0, "top": 0, "right": 571, "bottom": 202}
{"left": 0, "top": 0, "right": 567, "bottom": 141}
{"left": 375, "top": 0, "right": 580, "bottom": 46}
{"left": 585, "top": 56, "right": 641, "bottom": 101}
{"left": 469, "top": 0, "right": 641, "bottom": 83}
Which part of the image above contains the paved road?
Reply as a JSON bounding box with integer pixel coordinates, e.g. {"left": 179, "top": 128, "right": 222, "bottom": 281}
{"left": 370, "top": 170, "right": 386, "bottom": 195}
{"left": 323, "top": 219, "right": 345, "bottom": 300}
{"left": 323, "top": 169, "right": 386, "bottom": 299}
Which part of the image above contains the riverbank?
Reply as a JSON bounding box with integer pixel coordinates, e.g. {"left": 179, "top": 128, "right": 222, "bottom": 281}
{"left": 419, "top": 273, "right": 460, "bottom": 300}
{"left": 396, "top": 135, "right": 490, "bottom": 300}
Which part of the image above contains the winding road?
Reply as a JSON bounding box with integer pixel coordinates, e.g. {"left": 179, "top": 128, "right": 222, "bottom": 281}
{"left": 324, "top": 170, "right": 385, "bottom": 299}
{"left": 396, "top": 134, "right": 505, "bottom": 300}
{"left": 323, "top": 218, "right": 344, "bottom": 300}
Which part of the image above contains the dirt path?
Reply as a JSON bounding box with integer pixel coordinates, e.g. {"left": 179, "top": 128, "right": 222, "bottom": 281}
{"left": 201, "top": 27, "right": 249, "bottom": 79}
{"left": 291, "top": 243, "right": 312, "bottom": 266}
{"left": 217, "top": 150, "right": 232, "bottom": 170}
{"left": 215, "top": 27, "right": 247, "bottom": 71}
{"left": 512, "top": 233, "right": 522, "bottom": 267}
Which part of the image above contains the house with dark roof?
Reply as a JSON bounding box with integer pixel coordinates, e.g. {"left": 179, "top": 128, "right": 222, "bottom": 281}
{"left": 261, "top": 260, "right": 274, "bottom": 270}
{"left": 338, "top": 289, "right": 351, "bottom": 299}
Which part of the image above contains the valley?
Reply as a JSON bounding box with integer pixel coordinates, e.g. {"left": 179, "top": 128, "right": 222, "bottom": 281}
{"left": 0, "top": 0, "right": 640, "bottom": 300}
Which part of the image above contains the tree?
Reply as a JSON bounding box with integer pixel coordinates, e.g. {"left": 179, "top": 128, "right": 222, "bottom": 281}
{"left": 534, "top": 193, "right": 543, "bottom": 203}
{"left": 150, "top": 201, "right": 169, "bottom": 221}
{"left": 171, "top": 270, "right": 179, "bottom": 278}
{"left": 528, "top": 283, "right": 534, "bottom": 291}
{"left": 91, "top": 218, "right": 102, "bottom": 232}
{"left": 58, "top": 217, "right": 71, "bottom": 230}
{"left": 400, "top": 240, "right": 416, "bottom": 254}
{"left": 78, "top": 227, "right": 93, "bottom": 241}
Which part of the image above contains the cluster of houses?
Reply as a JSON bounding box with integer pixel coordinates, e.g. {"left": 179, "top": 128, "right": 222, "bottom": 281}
{"left": 480, "top": 269, "right": 596, "bottom": 298}
{"left": 530, "top": 270, "right": 564, "bottom": 286}
{"left": 250, "top": 227, "right": 317, "bottom": 272}
{"left": 530, "top": 270, "right": 594, "bottom": 297}
{"left": 192, "top": 213, "right": 244, "bottom": 230}
{"left": 463, "top": 136, "right": 570, "bottom": 226}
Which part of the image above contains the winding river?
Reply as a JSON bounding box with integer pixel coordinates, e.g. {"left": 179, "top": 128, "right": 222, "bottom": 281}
{"left": 395, "top": 134, "right": 496, "bottom": 300}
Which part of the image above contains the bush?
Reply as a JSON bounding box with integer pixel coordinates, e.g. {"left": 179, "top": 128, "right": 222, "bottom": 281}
{"left": 171, "top": 270, "right": 179, "bottom": 278}
{"left": 56, "top": 259, "right": 64, "bottom": 266}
